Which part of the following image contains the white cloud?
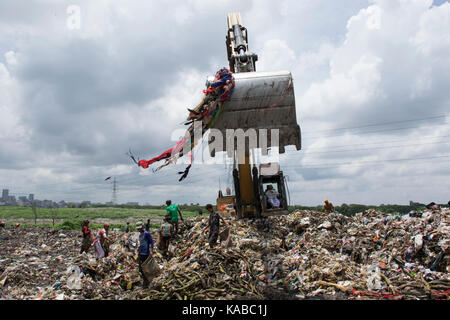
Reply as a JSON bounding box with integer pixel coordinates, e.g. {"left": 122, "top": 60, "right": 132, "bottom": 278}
{"left": 257, "top": 39, "right": 297, "bottom": 72}
{"left": 300, "top": 54, "right": 384, "bottom": 118}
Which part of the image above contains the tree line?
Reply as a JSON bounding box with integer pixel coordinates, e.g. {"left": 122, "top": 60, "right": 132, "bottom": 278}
{"left": 288, "top": 203, "right": 429, "bottom": 216}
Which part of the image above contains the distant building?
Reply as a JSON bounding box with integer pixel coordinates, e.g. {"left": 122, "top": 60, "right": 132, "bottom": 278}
{"left": 2, "top": 189, "right": 9, "bottom": 201}
{"left": 8, "top": 195, "right": 17, "bottom": 206}
{"left": 31, "top": 200, "right": 40, "bottom": 207}
{"left": 80, "top": 201, "right": 91, "bottom": 208}
{"left": 42, "top": 200, "right": 54, "bottom": 208}
{"left": 58, "top": 201, "right": 67, "bottom": 208}
{"left": 28, "top": 194, "right": 34, "bottom": 201}
{"left": 18, "top": 196, "right": 29, "bottom": 206}
{"left": 125, "top": 202, "right": 139, "bottom": 206}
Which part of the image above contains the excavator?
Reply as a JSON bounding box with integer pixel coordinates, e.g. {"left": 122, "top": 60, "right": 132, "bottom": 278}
{"left": 212, "top": 13, "right": 301, "bottom": 219}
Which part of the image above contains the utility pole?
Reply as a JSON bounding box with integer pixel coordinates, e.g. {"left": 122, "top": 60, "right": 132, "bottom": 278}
{"left": 51, "top": 207, "right": 58, "bottom": 227}
{"left": 32, "top": 202, "right": 37, "bottom": 225}
{"left": 111, "top": 177, "right": 118, "bottom": 204}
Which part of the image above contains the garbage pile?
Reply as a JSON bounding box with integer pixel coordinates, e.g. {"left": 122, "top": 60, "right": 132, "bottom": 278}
{"left": 138, "top": 220, "right": 266, "bottom": 300}
{"left": 0, "top": 208, "right": 448, "bottom": 300}
{"left": 269, "top": 208, "right": 450, "bottom": 299}
{"left": 0, "top": 227, "right": 87, "bottom": 300}
{"left": 141, "top": 208, "right": 449, "bottom": 300}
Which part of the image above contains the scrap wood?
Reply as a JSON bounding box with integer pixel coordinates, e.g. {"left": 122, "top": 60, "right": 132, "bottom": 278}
{"left": 430, "top": 289, "right": 450, "bottom": 298}
{"left": 380, "top": 273, "right": 398, "bottom": 295}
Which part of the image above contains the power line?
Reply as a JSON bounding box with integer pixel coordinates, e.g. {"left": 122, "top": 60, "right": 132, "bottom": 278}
{"left": 13, "top": 149, "right": 450, "bottom": 195}
{"left": 303, "top": 122, "right": 449, "bottom": 139}
{"left": 302, "top": 134, "right": 450, "bottom": 150}
{"left": 302, "top": 114, "right": 449, "bottom": 134}
{"left": 8, "top": 148, "right": 450, "bottom": 197}
{"left": 5, "top": 114, "right": 449, "bottom": 198}
{"left": 282, "top": 154, "right": 450, "bottom": 169}
{"left": 23, "top": 156, "right": 450, "bottom": 202}
{"left": 299, "top": 139, "right": 450, "bottom": 155}
{"left": 7, "top": 117, "right": 449, "bottom": 190}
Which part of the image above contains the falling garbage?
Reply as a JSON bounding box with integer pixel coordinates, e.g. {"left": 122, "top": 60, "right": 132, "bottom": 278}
{"left": 128, "top": 68, "right": 235, "bottom": 181}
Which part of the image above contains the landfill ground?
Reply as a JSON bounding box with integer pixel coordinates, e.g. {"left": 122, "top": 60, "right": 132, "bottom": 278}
{"left": 0, "top": 208, "right": 448, "bottom": 300}
{"left": 0, "top": 217, "right": 166, "bottom": 226}
{"left": 0, "top": 206, "right": 200, "bottom": 229}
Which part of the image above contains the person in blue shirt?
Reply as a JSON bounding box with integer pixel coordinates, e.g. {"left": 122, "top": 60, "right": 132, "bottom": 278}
{"left": 136, "top": 221, "right": 154, "bottom": 286}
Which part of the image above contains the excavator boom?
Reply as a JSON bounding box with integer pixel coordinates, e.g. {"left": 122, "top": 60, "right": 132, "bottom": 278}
{"left": 213, "top": 13, "right": 301, "bottom": 219}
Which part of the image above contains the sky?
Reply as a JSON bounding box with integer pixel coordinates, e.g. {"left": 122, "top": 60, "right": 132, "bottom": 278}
{"left": 0, "top": 0, "right": 449, "bottom": 206}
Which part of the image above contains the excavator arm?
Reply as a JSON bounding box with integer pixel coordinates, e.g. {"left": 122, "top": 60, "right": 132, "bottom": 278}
{"left": 226, "top": 13, "right": 258, "bottom": 73}
{"left": 212, "top": 13, "right": 301, "bottom": 219}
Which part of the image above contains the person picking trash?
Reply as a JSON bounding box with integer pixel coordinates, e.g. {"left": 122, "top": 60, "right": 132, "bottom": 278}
{"left": 204, "top": 204, "right": 227, "bottom": 248}
{"left": 80, "top": 220, "right": 92, "bottom": 254}
{"left": 159, "top": 214, "right": 174, "bottom": 257}
{"left": 166, "top": 200, "right": 184, "bottom": 234}
{"left": 145, "top": 218, "right": 151, "bottom": 231}
{"left": 98, "top": 223, "right": 112, "bottom": 257}
{"left": 136, "top": 221, "right": 154, "bottom": 287}
{"left": 323, "top": 199, "right": 335, "bottom": 213}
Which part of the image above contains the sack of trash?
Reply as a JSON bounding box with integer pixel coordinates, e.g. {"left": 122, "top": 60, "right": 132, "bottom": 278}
{"left": 141, "top": 256, "right": 161, "bottom": 282}
{"left": 66, "top": 265, "right": 82, "bottom": 290}
{"left": 219, "top": 227, "right": 230, "bottom": 242}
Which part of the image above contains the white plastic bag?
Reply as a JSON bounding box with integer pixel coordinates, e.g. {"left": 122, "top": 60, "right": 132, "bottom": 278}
{"left": 366, "top": 264, "right": 382, "bottom": 291}
{"left": 66, "top": 265, "right": 82, "bottom": 290}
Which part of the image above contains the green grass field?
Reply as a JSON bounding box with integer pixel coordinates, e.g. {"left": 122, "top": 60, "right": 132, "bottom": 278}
{"left": 0, "top": 206, "right": 199, "bottom": 231}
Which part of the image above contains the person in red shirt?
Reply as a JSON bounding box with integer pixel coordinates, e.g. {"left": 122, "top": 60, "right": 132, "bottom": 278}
{"left": 80, "top": 220, "right": 92, "bottom": 254}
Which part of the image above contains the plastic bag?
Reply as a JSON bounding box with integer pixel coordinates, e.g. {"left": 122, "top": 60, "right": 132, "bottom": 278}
{"left": 366, "top": 264, "right": 382, "bottom": 291}
{"left": 219, "top": 227, "right": 230, "bottom": 242}
{"left": 222, "top": 228, "right": 233, "bottom": 248}
{"left": 66, "top": 265, "right": 82, "bottom": 290}
{"left": 141, "top": 256, "right": 161, "bottom": 282}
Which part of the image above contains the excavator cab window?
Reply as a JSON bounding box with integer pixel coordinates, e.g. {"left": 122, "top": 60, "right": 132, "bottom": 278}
{"left": 259, "top": 173, "right": 288, "bottom": 215}
{"left": 262, "top": 183, "right": 281, "bottom": 209}
{"left": 262, "top": 183, "right": 279, "bottom": 193}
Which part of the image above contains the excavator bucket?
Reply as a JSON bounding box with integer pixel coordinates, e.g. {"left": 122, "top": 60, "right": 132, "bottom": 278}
{"left": 208, "top": 70, "right": 301, "bottom": 156}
